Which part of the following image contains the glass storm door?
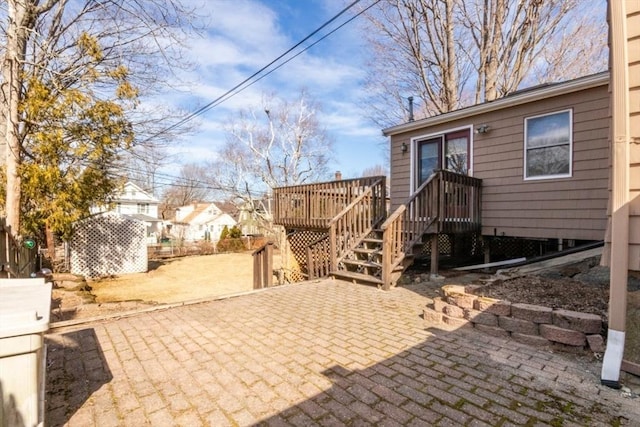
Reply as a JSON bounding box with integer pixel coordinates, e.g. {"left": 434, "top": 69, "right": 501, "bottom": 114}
{"left": 415, "top": 129, "right": 471, "bottom": 190}
{"left": 417, "top": 137, "right": 442, "bottom": 186}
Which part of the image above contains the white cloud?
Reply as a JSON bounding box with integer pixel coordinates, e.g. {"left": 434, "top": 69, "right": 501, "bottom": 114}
{"left": 150, "top": 0, "right": 385, "bottom": 183}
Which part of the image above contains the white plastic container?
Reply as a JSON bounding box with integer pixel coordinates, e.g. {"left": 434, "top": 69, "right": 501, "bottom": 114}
{"left": 0, "top": 278, "right": 52, "bottom": 427}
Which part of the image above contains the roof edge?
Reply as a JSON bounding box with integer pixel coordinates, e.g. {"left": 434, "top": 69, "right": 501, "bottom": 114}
{"left": 382, "top": 72, "right": 610, "bottom": 136}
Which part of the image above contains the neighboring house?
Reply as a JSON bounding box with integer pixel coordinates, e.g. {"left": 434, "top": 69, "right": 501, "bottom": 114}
{"left": 173, "top": 202, "right": 237, "bottom": 241}
{"left": 91, "top": 181, "right": 163, "bottom": 244}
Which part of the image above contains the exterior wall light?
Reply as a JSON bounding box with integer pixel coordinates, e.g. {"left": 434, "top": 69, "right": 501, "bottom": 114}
{"left": 475, "top": 124, "right": 490, "bottom": 134}
{"left": 401, "top": 142, "right": 408, "bottom": 153}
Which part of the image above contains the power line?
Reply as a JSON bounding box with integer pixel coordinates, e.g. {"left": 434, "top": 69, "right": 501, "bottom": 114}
{"left": 116, "top": 1, "right": 382, "bottom": 193}
{"left": 199, "top": 0, "right": 381, "bottom": 114}
{"left": 137, "top": 0, "right": 369, "bottom": 145}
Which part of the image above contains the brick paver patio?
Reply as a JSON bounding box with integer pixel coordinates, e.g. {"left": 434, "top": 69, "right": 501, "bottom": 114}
{"left": 45, "top": 280, "right": 640, "bottom": 426}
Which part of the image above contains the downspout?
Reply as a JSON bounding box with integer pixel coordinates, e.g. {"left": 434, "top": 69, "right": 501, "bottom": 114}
{"left": 601, "top": 0, "right": 629, "bottom": 389}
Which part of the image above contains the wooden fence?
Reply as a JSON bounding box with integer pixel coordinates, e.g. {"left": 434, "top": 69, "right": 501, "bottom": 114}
{"left": 0, "top": 218, "right": 38, "bottom": 278}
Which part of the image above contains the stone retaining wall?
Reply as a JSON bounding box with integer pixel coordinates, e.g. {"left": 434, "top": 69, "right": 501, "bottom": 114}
{"left": 424, "top": 284, "right": 606, "bottom": 353}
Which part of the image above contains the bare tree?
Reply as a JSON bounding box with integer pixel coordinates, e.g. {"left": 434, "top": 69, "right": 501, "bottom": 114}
{"left": 362, "top": 164, "right": 388, "bottom": 177}
{"left": 208, "top": 90, "right": 333, "bottom": 227}
{"left": 159, "top": 163, "right": 213, "bottom": 220}
{"left": 361, "top": 0, "right": 608, "bottom": 128}
{"left": 0, "top": 0, "right": 201, "bottom": 237}
{"left": 212, "top": 90, "right": 332, "bottom": 194}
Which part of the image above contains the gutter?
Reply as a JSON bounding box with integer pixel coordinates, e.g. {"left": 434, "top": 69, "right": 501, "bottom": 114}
{"left": 601, "top": 0, "right": 629, "bottom": 389}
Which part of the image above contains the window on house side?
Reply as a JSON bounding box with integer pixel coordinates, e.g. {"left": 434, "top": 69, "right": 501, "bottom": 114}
{"left": 137, "top": 203, "right": 149, "bottom": 214}
{"left": 524, "top": 109, "right": 572, "bottom": 180}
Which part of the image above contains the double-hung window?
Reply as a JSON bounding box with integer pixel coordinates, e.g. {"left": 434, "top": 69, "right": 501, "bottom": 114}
{"left": 524, "top": 109, "right": 572, "bottom": 180}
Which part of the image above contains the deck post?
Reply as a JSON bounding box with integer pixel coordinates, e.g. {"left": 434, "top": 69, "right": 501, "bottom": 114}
{"left": 483, "top": 238, "right": 491, "bottom": 264}
{"left": 430, "top": 234, "right": 439, "bottom": 277}
{"left": 252, "top": 242, "right": 274, "bottom": 289}
{"left": 329, "top": 225, "right": 337, "bottom": 272}
{"left": 264, "top": 242, "right": 273, "bottom": 287}
{"left": 382, "top": 228, "right": 392, "bottom": 290}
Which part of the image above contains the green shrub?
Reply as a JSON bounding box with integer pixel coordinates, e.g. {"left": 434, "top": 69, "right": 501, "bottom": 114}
{"left": 216, "top": 237, "right": 246, "bottom": 252}
{"left": 219, "top": 225, "right": 229, "bottom": 241}
{"left": 229, "top": 225, "right": 242, "bottom": 239}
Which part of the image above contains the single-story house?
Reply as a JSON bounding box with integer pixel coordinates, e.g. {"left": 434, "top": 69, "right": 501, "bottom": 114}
{"left": 172, "top": 202, "right": 237, "bottom": 241}
{"left": 271, "top": 71, "right": 612, "bottom": 289}
{"left": 383, "top": 72, "right": 610, "bottom": 248}
{"left": 269, "top": 0, "right": 639, "bottom": 387}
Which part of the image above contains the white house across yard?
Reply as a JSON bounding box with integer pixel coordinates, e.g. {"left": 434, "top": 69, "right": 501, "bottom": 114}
{"left": 173, "top": 202, "right": 237, "bottom": 241}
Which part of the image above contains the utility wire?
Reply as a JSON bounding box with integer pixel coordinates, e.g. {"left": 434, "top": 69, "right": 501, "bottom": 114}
{"left": 114, "top": 0, "right": 381, "bottom": 193}
{"left": 198, "top": 0, "right": 381, "bottom": 114}
{"left": 137, "top": 0, "right": 366, "bottom": 145}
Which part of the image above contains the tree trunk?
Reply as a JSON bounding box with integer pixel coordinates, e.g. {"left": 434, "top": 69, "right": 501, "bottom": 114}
{"left": 3, "top": 1, "right": 35, "bottom": 237}
{"left": 484, "top": 0, "right": 505, "bottom": 102}
{"left": 45, "top": 222, "right": 57, "bottom": 262}
{"left": 443, "top": 0, "right": 458, "bottom": 111}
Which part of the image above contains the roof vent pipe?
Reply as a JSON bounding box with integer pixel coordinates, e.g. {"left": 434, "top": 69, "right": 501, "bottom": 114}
{"left": 408, "top": 96, "right": 414, "bottom": 122}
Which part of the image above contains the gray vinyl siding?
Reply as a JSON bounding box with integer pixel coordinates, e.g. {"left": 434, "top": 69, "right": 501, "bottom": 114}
{"left": 389, "top": 83, "right": 610, "bottom": 242}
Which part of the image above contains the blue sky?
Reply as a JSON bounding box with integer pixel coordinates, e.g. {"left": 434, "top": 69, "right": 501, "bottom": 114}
{"left": 163, "top": 0, "right": 387, "bottom": 180}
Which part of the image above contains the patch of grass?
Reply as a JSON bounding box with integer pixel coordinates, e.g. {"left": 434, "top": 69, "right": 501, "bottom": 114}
{"left": 453, "top": 398, "right": 467, "bottom": 409}
{"left": 550, "top": 417, "right": 565, "bottom": 427}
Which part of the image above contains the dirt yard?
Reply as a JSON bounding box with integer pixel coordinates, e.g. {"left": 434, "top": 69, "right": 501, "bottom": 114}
{"left": 51, "top": 252, "right": 282, "bottom": 322}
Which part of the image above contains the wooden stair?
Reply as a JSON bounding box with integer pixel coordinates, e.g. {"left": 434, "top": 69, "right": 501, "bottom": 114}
{"left": 330, "top": 229, "right": 416, "bottom": 287}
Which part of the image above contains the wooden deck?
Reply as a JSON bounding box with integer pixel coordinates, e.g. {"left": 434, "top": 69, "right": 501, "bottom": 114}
{"left": 273, "top": 171, "right": 481, "bottom": 288}
{"left": 273, "top": 176, "right": 386, "bottom": 229}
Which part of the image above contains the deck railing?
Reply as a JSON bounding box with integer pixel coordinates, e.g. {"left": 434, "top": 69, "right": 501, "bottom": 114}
{"left": 252, "top": 242, "right": 274, "bottom": 289}
{"left": 273, "top": 176, "right": 386, "bottom": 229}
{"left": 381, "top": 170, "right": 481, "bottom": 288}
{"left": 300, "top": 177, "right": 386, "bottom": 278}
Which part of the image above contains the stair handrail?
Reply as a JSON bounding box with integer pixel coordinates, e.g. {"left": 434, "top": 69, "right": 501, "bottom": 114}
{"left": 327, "top": 177, "right": 386, "bottom": 271}
{"left": 380, "top": 169, "right": 483, "bottom": 288}
{"left": 381, "top": 171, "right": 442, "bottom": 288}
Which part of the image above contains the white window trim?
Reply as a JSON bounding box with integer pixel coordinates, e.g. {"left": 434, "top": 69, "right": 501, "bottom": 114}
{"left": 409, "top": 125, "right": 474, "bottom": 194}
{"left": 523, "top": 108, "right": 573, "bottom": 181}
